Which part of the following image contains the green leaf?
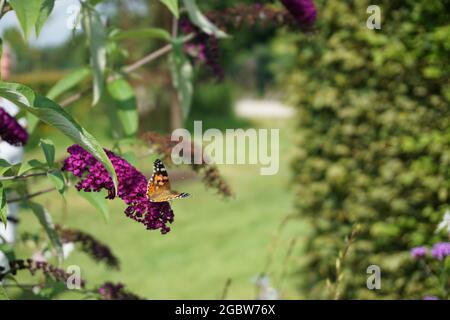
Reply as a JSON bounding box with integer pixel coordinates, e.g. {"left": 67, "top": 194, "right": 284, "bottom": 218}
{"left": 0, "top": 38, "right": 3, "bottom": 80}
{"left": 0, "top": 81, "right": 118, "bottom": 193}
{"left": 182, "top": 0, "right": 227, "bottom": 38}
{"left": 26, "top": 112, "right": 39, "bottom": 133}
{"left": 35, "top": 0, "right": 55, "bottom": 36}
{"left": 107, "top": 77, "right": 138, "bottom": 136}
{"left": 169, "top": 41, "right": 193, "bottom": 120}
{"left": 78, "top": 191, "right": 110, "bottom": 223}
{"left": 0, "top": 183, "right": 6, "bottom": 229}
{"left": 9, "top": 0, "right": 43, "bottom": 40}
{"left": 17, "top": 159, "right": 46, "bottom": 176}
{"left": 159, "top": 0, "right": 179, "bottom": 18}
{"left": 110, "top": 28, "right": 171, "bottom": 42}
{"left": 0, "top": 159, "right": 12, "bottom": 176}
{"left": 28, "top": 202, "right": 63, "bottom": 262}
{"left": 0, "top": 285, "right": 9, "bottom": 300}
{"left": 47, "top": 67, "right": 91, "bottom": 100}
{"left": 81, "top": 4, "right": 107, "bottom": 105}
{"left": 39, "top": 139, "right": 55, "bottom": 167}
{"left": 47, "top": 171, "right": 65, "bottom": 195}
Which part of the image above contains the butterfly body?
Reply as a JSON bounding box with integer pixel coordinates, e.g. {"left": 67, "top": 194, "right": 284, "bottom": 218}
{"left": 146, "top": 159, "right": 190, "bottom": 202}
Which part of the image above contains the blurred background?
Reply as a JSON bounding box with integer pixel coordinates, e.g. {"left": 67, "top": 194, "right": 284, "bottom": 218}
{"left": 1, "top": 0, "right": 449, "bottom": 299}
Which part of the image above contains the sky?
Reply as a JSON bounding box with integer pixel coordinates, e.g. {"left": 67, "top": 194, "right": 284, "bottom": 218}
{"left": 0, "top": 0, "right": 82, "bottom": 47}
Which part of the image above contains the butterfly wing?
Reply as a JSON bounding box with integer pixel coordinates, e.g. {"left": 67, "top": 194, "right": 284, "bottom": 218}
{"left": 147, "top": 159, "right": 191, "bottom": 202}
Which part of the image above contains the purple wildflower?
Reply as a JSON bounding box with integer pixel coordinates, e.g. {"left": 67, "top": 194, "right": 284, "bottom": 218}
{"left": 62, "top": 145, "right": 174, "bottom": 234}
{"left": 280, "top": 0, "right": 317, "bottom": 28}
{"left": 0, "top": 106, "right": 28, "bottom": 146}
{"left": 410, "top": 246, "right": 427, "bottom": 259}
{"left": 179, "top": 18, "right": 224, "bottom": 80}
{"left": 431, "top": 242, "right": 450, "bottom": 261}
{"left": 98, "top": 282, "right": 142, "bottom": 300}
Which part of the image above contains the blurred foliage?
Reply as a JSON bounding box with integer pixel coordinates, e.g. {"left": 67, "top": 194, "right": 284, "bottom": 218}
{"left": 282, "top": 0, "right": 450, "bottom": 299}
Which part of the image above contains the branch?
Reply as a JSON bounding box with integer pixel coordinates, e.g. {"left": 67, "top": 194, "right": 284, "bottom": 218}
{"left": 7, "top": 187, "right": 56, "bottom": 203}
{"left": 0, "top": 172, "right": 47, "bottom": 182}
{"left": 59, "top": 33, "right": 195, "bottom": 108}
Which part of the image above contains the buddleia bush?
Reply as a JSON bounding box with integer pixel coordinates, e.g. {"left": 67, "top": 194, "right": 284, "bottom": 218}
{"left": 284, "top": 0, "right": 450, "bottom": 298}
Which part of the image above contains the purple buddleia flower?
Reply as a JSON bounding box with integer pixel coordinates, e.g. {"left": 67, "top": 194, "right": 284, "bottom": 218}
{"left": 0, "top": 106, "right": 28, "bottom": 146}
{"left": 98, "top": 282, "right": 142, "bottom": 300}
{"left": 423, "top": 295, "right": 439, "bottom": 300}
{"left": 280, "top": 0, "right": 317, "bottom": 28}
{"left": 431, "top": 242, "right": 450, "bottom": 261}
{"left": 410, "top": 246, "right": 427, "bottom": 259}
{"left": 179, "top": 18, "right": 224, "bottom": 80}
{"left": 62, "top": 145, "right": 174, "bottom": 234}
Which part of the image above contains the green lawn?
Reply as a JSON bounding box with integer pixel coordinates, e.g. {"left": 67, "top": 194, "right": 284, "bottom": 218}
{"left": 9, "top": 117, "right": 307, "bottom": 299}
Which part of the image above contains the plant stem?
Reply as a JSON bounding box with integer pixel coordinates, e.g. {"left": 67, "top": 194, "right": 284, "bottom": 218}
{"left": 0, "top": 172, "right": 47, "bottom": 181}
{"left": 59, "top": 33, "right": 195, "bottom": 108}
{"left": 7, "top": 187, "right": 56, "bottom": 203}
{"left": 219, "top": 278, "right": 232, "bottom": 300}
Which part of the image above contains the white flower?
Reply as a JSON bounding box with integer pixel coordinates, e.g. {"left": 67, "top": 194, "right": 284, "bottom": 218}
{"left": 63, "top": 242, "right": 75, "bottom": 259}
{"left": 0, "top": 250, "right": 10, "bottom": 284}
{"left": 252, "top": 275, "right": 279, "bottom": 300}
{"left": 436, "top": 210, "right": 450, "bottom": 234}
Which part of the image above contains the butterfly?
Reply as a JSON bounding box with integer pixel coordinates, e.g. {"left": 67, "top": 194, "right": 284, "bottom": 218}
{"left": 146, "top": 159, "right": 191, "bottom": 202}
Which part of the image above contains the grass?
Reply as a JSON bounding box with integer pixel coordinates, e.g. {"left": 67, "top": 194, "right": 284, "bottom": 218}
{"left": 7, "top": 116, "right": 307, "bottom": 300}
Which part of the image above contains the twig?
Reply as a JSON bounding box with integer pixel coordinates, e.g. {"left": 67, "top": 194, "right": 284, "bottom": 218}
{"left": 262, "top": 214, "right": 295, "bottom": 276}
{"left": 219, "top": 278, "right": 232, "bottom": 300}
{"left": 122, "top": 44, "right": 173, "bottom": 74}
{"left": 276, "top": 237, "right": 297, "bottom": 290}
{"left": 0, "top": 172, "right": 47, "bottom": 182}
{"left": 330, "top": 225, "right": 361, "bottom": 300}
{"left": 58, "top": 32, "right": 195, "bottom": 108}
{"left": 7, "top": 187, "right": 56, "bottom": 203}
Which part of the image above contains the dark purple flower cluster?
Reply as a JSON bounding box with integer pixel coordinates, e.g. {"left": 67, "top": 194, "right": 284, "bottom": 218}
{"left": 180, "top": 18, "right": 224, "bottom": 80}
{"left": 56, "top": 225, "right": 120, "bottom": 269}
{"left": 431, "top": 242, "right": 450, "bottom": 261}
{"left": 98, "top": 282, "right": 142, "bottom": 300}
{"left": 62, "top": 145, "right": 174, "bottom": 234}
{"left": 0, "top": 106, "right": 28, "bottom": 146}
{"left": 0, "top": 259, "right": 86, "bottom": 288}
{"left": 280, "top": 0, "right": 317, "bottom": 28}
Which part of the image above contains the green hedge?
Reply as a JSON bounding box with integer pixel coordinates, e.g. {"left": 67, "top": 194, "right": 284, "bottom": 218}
{"left": 283, "top": 0, "right": 450, "bottom": 298}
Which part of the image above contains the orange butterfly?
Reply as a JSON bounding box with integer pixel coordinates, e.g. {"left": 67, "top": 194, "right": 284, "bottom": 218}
{"left": 146, "top": 159, "right": 191, "bottom": 202}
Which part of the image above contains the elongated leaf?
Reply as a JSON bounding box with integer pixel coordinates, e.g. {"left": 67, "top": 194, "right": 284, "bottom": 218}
{"left": 47, "top": 67, "right": 91, "bottom": 100}
{"left": 35, "top": 0, "right": 55, "bottom": 36}
{"left": 9, "top": 0, "right": 43, "bottom": 40}
{"left": 18, "top": 159, "right": 46, "bottom": 176}
{"left": 107, "top": 77, "right": 138, "bottom": 136}
{"left": 0, "top": 82, "right": 118, "bottom": 192}
{"left": 110, "top": 28, "right": 171, "bottom": 42}
{"left": 0, "top": 160, "right": 12, "bottom": 176}
{"left": 0, "top": 39, "right": 3, "bottom": 80}
{"left": 81, "top": 5, "right": 107, "bottom": 105}
{"left": 47, "top": 171, "right": 65, "bottom": 195}
{"left": 28, "top": 202, "right": 63, "bottom": 262}
{"left": 79, "top": 191, "right": 110, "bottom": 223}
{"left": 39, "top": 139, "right": 55, "bottom": 167}
{"left": 0, "top": 285, "right": 9, "bottom": 300}
{"left": 182, "top": 0, "right": 227, "bottom": 38}
{"left": 169, "top": 41, "right": 193, "bottom": 120}
{"left": 159, "top": 0, "right": 179, "bottom": 18}
{"left": 0, "top": 184, "right": 6, "bottom": 228}
{"left": 27, "top": 112, "right": 39, "bottom": 133}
